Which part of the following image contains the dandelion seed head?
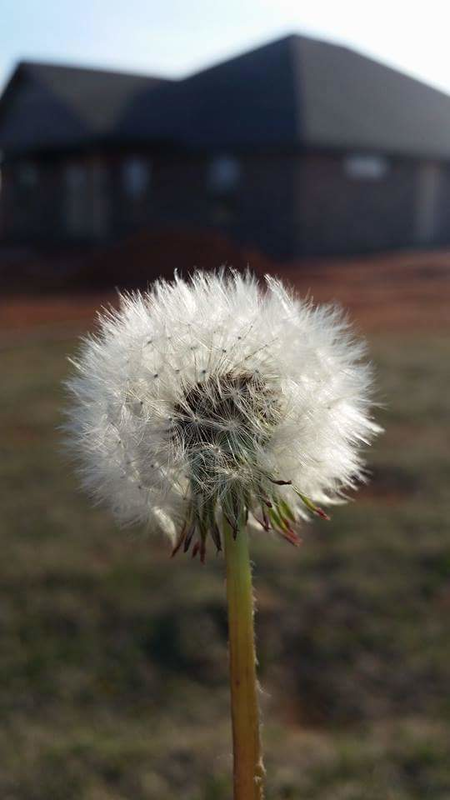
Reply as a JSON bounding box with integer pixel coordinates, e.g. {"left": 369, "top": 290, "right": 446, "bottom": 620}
{"left": 65, "top": 270, "right": 380, "bottom": 555}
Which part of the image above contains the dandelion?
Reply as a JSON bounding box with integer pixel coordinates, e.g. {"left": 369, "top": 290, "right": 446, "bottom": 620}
{"left": 66, "top": 270, "right": 380, "bottom": 799}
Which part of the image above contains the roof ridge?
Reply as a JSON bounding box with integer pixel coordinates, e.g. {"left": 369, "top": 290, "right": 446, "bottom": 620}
{"left": 19, "top": 59, "right": 171, "bottom": 83}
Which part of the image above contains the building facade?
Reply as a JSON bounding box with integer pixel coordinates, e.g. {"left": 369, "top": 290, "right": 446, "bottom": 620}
{"left": 2, "top": 35, "right": 450, "bottom": 258}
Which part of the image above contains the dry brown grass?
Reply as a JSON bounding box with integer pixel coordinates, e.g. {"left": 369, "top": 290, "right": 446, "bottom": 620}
{"left": 1, "top": 250, "right": 449, "bottom": 798}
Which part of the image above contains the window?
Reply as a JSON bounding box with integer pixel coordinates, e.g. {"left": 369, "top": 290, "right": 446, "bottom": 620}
{"left": 122, "top": 157, "right": 151, "bottom": 199}
{"left": 344, "top": 154, "right": 388, "bottom": 180}
{"left": 91, "top": 162, "right": 109, "bottom": 238}
{"left": 63, "top": 161, "right": 110, "bottom": 238}
{"left": 15, "top": 162, "right": 40, "bottom": 234}
{"left": 0, "top": 152, "right": 4, "bottom": 200}
{"left": 64, "top": 164, "right": 90, "bottom": 236}
{"left": 17, "top": 162, "right": 39, "bottom": 189}
{"left": 416, "top": 162, "right": 441, "bottom": 243}
{"left": 207, "top": 156, "right": 241, "bottom": 193}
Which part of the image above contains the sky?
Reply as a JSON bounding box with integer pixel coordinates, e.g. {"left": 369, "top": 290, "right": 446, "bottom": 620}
{"left": 1, "top": 0, "right": 450, "bottom": 96}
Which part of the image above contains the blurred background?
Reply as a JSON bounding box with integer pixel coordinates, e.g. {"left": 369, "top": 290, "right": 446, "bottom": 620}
{"left": 1, "top": 2, "right": 449, "bottom": 798}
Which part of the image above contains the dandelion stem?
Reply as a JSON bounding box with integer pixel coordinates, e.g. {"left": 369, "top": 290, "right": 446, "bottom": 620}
{"left": 223, "top": 517, "right": 265, "bottom": 800}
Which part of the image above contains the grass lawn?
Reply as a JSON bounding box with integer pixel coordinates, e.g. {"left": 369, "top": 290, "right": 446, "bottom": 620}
{"left": 1, "top": 329, "right": 449, "bottom": 799}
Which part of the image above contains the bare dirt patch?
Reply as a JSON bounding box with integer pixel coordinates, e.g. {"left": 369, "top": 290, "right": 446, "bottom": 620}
{"left": 1, "top": 235, "right": 449, "bottom": 337}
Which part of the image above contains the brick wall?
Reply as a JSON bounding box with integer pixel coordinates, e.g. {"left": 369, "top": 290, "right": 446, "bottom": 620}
{"left": 294, "top": 152, "right": 421, "bottom": 256}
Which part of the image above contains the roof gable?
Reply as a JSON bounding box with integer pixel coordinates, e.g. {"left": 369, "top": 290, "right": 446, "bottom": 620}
{"left": 0, "top": 62, "right": 168, "bottom": 152}
{"left": 0, "top": 66, "right": 88, "bottom": 150}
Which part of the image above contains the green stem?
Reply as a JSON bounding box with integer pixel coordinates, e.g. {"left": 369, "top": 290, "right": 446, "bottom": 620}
{"left": 223, "top": 517, "right": 265, "bottom": 800}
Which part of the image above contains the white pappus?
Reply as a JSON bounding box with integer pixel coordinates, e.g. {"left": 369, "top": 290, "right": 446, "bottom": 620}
{"left": 65, "top": 270, "right": 380, "bottom": 561}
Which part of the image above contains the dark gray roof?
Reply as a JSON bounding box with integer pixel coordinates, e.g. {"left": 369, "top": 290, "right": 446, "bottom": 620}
{"left": 3, "top": 34, "right": 450, "bottom": 158}
{"left": 119, "top": 33, "right": 450, "bottom": 158}
{"left": 0, "top": 61, "right": 169, "bottom": 151}
{"left": 294, "top": 36, "right": 450, "bottom": 158}
{"left": 118, "top": 36, "right": 298, "bottom": 147}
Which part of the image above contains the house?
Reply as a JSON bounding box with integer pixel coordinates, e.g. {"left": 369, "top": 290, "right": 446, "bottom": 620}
{"left": 1, "top": 33, "right": 450, "bottom": 258}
